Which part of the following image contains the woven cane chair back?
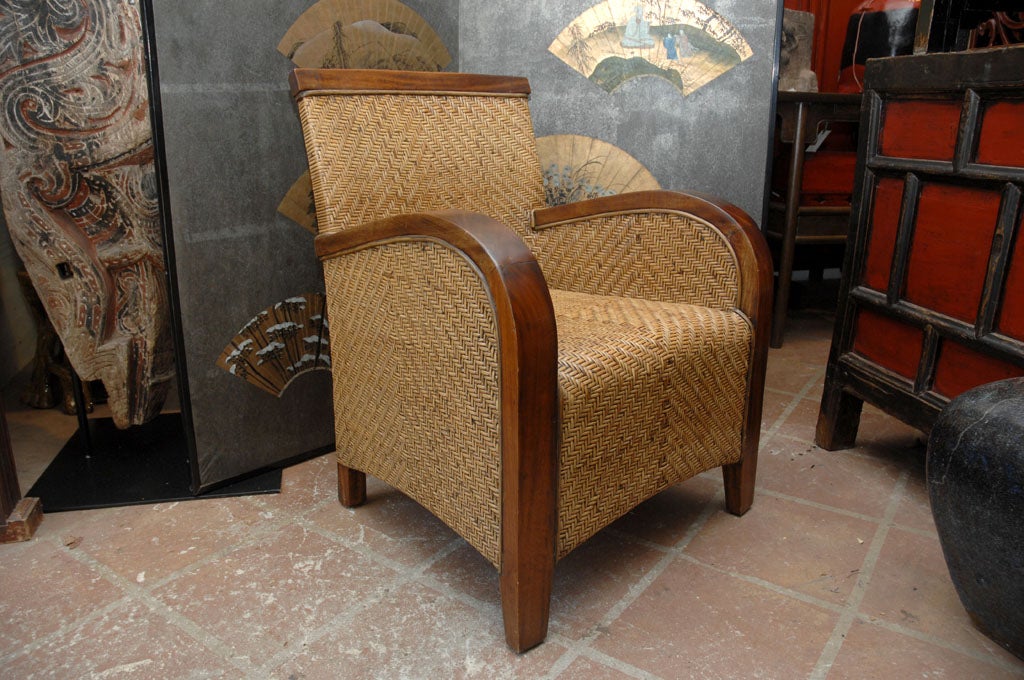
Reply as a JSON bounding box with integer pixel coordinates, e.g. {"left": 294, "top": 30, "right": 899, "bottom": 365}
{"left": 528, "top": 210, "right": 742, "bottom": 310}
{"left": 294, "top": 74, "right": 546, "bottom": 241}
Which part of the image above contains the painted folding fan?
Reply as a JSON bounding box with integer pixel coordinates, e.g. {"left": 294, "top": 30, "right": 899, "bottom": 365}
{"left": 217, "top": 293, "right": 330, "bottom": 397}
{"left": 549, "top": 0, "right": 753, "bottom": 96}
{"left": 278, "top": 171, "right": 318, "bottom": 235}
{"left": 277, "top": 0, "right": 453, "bottom": 233}
{"left": 278, "top": 0, "right": 451, "bottom": 70}
{"left": 537, "top": 134, "right": 661, "bottom": 206}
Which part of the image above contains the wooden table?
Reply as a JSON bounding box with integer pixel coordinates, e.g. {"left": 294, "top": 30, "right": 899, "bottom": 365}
{"left": 768, "top": 91, "right": 862, "bottom": 347}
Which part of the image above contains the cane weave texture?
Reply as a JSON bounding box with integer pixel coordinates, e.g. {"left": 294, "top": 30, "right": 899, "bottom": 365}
{"left": 527, "top": 212, "right": 741, "bottom": 310}
{"left": 297, "top": 93, "right": 546, "bottom": 239}
{"left": 322, "top": 240, "right": 503, "bottom": 566}
{"left": 550, "top": 289, "right": 752, "bottom": 557}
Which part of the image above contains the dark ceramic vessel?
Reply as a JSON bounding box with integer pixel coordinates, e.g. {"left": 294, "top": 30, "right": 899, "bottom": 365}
{"left": 927, "top": 377, "right": 1024, "bottom": 660}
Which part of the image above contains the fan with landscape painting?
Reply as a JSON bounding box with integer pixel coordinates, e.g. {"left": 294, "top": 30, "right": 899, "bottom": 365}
{"left": 549, "top": 0, "right": 753, "bottom": 95}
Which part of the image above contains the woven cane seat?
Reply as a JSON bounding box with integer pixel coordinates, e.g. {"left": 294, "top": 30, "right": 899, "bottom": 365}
{"left": 550, "top": 289, "right": 752, "bottom": 558}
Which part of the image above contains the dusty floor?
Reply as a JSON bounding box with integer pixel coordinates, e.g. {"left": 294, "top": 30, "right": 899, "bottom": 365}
{"left": 2, "top": 310, "right": 1023, "bottom": 679}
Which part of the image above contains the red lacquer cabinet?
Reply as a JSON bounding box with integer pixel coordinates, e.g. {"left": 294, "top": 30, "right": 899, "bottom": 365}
{"left": 816, "top": 46, "right": 1024, "bottom": 448}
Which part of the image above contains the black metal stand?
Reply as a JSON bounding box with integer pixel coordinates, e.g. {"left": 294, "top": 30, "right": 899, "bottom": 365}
{"left": 26, "top": 410, "right": 280, "bottom": 512}
{"left": 70, "top": 372, "right": 92, "bottom": 456}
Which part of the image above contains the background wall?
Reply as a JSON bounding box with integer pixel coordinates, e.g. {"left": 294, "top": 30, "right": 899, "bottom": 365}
{"left": 461, "top": 1, "right": 782, "bottom": 226}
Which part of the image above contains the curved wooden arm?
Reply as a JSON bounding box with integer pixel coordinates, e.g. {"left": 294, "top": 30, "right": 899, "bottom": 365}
{"left": 532, "top": 190, "right": 772, "bottom": 324}
{"left": 317, "top": 210, "right": 558, "bottom": 651}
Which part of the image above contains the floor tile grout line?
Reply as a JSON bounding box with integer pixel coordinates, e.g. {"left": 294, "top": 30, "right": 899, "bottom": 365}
{"left": 756, "top": 488, "right": 888, "bottom": 524}
{"left": 851, "top": 612, "right": 1024, "bottom": 675}
{"left": 253, "top": 543, "right": 560, "bottom": 675}
{"left": 757, "top": 485, "right": 939, "bottom": 542}
{"left": 763, "top": 367, "right": 828, "bottom": 440}
{"left": 50, "top": 537, "right": 262, "bottom": 676}
{"left": 285, "top": 494, "right": 675, "bottom": 672}
{"left": 607, "top": 498, "right": 882, "bottom": 618}
{"left": 290, "top": 511, "right": 466, "bottom": 578}
{"left": 886, "top": 521, "right": 939, "bottom": 540}
{"left": 131, "top": 504, "right": 319, "bottom": 592}
{"left": 247, "top": 486, "right": 339, "bottom": 518}
{"left": 0, "top": 551, "right": 136, "bottom": 668}
{"left": 163, "top": 483, "right": 468, "bottom": 675}
{"left": 0, "top": 527, "right": 194, "bottom": 668}
{"left": 32, "top": 493, "right": 316, "bottom": 595}
{"left": 764, "top": 385, "right": 825, "bottom": 401}
{"left": 770, "top": 497, "right": 943, "bottom": 552}
{"left": 543, "top": 491, "right": 724, "bottom": 680}
{"left": 769, "top": 430, "right": 928, "bottom": 462}
{"left": 673, "top": 552, "right": 851, "bottom": 617}
{"left": 809, "top": 470, "right": 910, "bottom": 680}
{"left": 574, "top": 646, "right": 663, "bottom": 679}
{"left": 255, "top": 565, "right": 428, "bottom": 675}
{"left": 4, "top": 498, "right": 415, "bottom": 676}
{"left": 61, "top": 514, "right": 448, "bottom": 679}
{"left": 134, "top": 489, "right": 404, "bottom": 595}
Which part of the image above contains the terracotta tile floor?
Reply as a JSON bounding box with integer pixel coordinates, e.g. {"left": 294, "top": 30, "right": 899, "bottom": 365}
{"left": 3, "top": 310, "right": 1024, "bottom": 679}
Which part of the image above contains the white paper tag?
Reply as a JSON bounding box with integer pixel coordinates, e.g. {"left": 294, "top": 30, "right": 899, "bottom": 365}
{"left": 806, "top": 127, "right": 831, "bottom": 153}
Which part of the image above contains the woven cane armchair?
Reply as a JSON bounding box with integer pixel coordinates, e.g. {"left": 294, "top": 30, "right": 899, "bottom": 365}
{"left": 290, "top": 69, "right": 772, "bottom": 652}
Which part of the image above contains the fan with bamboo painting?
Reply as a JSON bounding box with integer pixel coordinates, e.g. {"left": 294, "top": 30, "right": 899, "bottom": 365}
{"left": 217, "top": 293, "right": 330, "bottom": 397}
{"left": 278, "top": 173, "right": 319, "bottom": 235}
{"left": 537, "top": 134, "right": 661, "bottom": 206}
{"left": 277, "top": 0, "right": 453, "bottom": 234}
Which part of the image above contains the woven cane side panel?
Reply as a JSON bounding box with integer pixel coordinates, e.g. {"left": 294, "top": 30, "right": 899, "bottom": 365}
{"left": 526, "top": 212, "right": 740, "bottom": 310}
{"left": 298, "top": 94, "right": 546, "bottom": 240}
{"left": 322, "top": 241, "right": 502, "bottom": 566}
{"left": 550, "top": 289, "right": 752, "bottom": 558}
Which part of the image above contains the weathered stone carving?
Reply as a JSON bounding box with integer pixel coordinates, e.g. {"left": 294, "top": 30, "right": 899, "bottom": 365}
{"left": 0, "top": 0, "right": 174, "bottom": 428}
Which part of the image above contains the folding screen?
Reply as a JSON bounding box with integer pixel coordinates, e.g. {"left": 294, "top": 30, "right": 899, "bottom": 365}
{"left": 146, "top": 0, "right": 460, "bottom": 491}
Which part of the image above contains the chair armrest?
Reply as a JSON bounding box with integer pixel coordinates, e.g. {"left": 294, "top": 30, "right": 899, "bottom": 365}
{"left": 533, "top": 190, "right": 772, "bottom": 514}
{"left": 530, "top": 189, "right": 772, "bottom": 325}
{"left": 315, "top": 210, "right": 558, "bottom": 647}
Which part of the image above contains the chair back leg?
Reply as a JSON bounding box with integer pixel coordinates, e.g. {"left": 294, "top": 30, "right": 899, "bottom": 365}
{"left": 337, "top": 462, "right": 367, "bottom": 507}
{"left": 723, "top": 456, "right": 756, "bottom": 516}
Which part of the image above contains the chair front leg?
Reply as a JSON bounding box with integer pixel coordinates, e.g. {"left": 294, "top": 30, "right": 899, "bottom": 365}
{"left": 500, "top": 543, "right": 555, "bottom": 653}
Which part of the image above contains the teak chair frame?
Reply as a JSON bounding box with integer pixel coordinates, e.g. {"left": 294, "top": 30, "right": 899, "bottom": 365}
{"left": 290, "top": 68, "right": 772, "bottom": 652}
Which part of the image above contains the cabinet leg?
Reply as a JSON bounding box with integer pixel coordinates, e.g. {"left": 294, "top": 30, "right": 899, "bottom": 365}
{"left": 816, "top": 384, "right": 863, "bottom": 450}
